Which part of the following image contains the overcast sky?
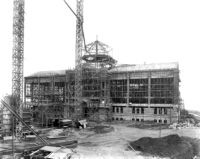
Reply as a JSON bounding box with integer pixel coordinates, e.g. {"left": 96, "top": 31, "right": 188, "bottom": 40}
{"left": 0, "top": 0, "right": 200, "bottom": 111}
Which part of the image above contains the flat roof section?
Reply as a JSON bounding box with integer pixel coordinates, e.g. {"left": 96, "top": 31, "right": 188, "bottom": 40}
{"left": 26, "top": 70, "right": 73, "bottom": 78}
{"left": 109, "top": 62, "right": 179, "bottom": 73}
{"left": 25, "top": 62, "right": 179, "bottom": 78}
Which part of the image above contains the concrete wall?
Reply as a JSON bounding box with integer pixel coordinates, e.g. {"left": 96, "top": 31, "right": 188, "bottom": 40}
{"left": 112, "top": 106, "right": 178, "bottom": 124}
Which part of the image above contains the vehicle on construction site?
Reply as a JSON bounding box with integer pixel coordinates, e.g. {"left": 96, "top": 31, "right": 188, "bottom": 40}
{"left": 59, "top": 119, "right": 73, "bottom": 128}
{"left": 78, "top": 119, "right": 87, "bottom": 129}
{"left": 25, "top": 146, "right": 74, "bottom": 159}
{"left": 22, "top": 130, "right": 36, "bottom": 141}
{"left": 74, "top": 119, "right": 87, "bottom": 129}
{"left": 59, "top": 119, "right": 87, "bottom": 129}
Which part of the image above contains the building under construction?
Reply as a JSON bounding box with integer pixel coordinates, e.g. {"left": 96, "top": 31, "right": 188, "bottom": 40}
{"left": 24, "top": 40, "right": 180, "bottom": 127}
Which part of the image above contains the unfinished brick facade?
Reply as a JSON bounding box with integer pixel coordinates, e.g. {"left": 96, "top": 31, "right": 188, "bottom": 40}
{"left": 24, "top": 62, "right": 180, "bottom": 126}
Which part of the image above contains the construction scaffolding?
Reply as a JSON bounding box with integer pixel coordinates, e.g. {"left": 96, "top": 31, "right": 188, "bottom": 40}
{"left": 24, "top": 40, "right": 116, "bottom": 126}
{"left": 81, "top": 66, "right": 110, "bottom": 121}
{"left": 24, "top": 63, "right": 180, "bottom": 126}
{"left": 24, "top": 71, "right": 67, "bottom": 127}
{"left": 109, "top": 63, "right": 180, "bottom": 123}
{"left": 81, "top": 40, "right": 116, "bottom": 121}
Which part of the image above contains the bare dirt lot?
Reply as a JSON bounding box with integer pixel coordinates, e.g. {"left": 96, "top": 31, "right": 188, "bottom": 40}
{"left": 73, "top": 121, "right": 200, "bottom": 158}
{"left": 1, "top": 121, "right": 200, "bottom": 158}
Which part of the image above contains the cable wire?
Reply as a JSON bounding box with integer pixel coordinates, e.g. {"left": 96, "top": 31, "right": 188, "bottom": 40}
{"left": 63, "top": 0, "right": 88, "bottom": 53}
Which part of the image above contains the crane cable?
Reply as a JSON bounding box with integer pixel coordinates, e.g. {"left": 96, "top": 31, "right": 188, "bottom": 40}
{"left": 63, "top": 0, "right": 88, "bottom": 53}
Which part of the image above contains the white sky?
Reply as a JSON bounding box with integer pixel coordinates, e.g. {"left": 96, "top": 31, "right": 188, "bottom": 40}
{"left": 0, "top": 0, "right": 200, "bottom": 111}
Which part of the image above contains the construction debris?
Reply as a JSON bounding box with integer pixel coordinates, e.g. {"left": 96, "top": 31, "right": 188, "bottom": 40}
{"left": 26, "top": 146, "right": 74, "bottom": 159}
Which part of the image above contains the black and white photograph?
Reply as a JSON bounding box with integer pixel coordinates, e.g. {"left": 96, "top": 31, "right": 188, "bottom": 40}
{"left": 0, "top": 0, "right": 200, "bottom": 158}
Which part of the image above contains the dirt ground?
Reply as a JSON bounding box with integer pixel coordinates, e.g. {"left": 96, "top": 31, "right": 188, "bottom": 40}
{"left": 1, "top": 121, "right": 200, "bottom": 158}
{"left": 73, "top": 122, "right": 200, "bottom": 158}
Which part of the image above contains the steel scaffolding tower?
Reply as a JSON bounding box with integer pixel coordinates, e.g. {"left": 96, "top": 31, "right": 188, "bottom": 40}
{"left": 74, "top": 0, "right": 83, "bottom": 119}
{"left": 63, "top": 0, "right": 85, "bottom": 119}
{"left": 12, "top": 0, "right": 24, "bottom": 132}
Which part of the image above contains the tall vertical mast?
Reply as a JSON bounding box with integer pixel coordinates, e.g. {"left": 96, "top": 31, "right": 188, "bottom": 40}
{"left": 12, "top": 0, "right": 24, "bottom": 124}
{"left": 74, "top": 0, "right": 83, "bottom": 118}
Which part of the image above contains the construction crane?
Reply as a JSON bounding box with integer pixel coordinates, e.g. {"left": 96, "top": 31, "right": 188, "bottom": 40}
{"left": 74, "top": 0, "right": 84, "bottom": 119}
{"left": 12, "top": 0, "right": 25, "bottom": 135}
{"left": 12, "top": 0, "right": 84, "bottom": 133}
{"left": 64, "top": 0, "right": 85, "bottom": 119}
